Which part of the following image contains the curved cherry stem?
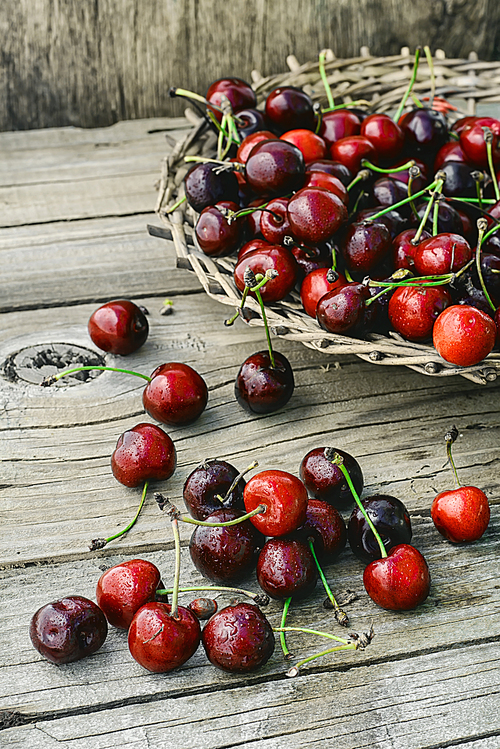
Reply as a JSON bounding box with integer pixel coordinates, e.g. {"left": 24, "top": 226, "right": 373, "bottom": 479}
{"left": 279, "top": 597, "right": 293, "bottom": 659}
{"left": 445, "top": 426, "right": 461, "bottom": 489}
{"left": 361, "top": 159, "right": 415, "bottom": 175}
{"left": 318, "top": 50, "right": 335, "bottom": 110}
{"left": 484, "top": 128, "right": 500, "bottom": 202}
{"left": 322, "top": 99, "right": 371, "bottom": 114}
{"left": 326, "top": 449, "right": 387, "bottom": 559}
{"left": 347, "top": 169, "right": 371, "bottom": 192}
{"left": 275, "top": 626, "right": 352, "bottom": 645}
{"left": 286, "top": 644, "right": 358, "bottom": 677}
{"left": 155, "top": 584, "right": 269, "bottom": 606}
{"left": 394, "top": 46, "right": 421, "bottom": 122}
{"left": 365, "top": 260, "right": 475, "bottom": 306}
{"left": 221, "top": 461, "right": 259, "bottom": 502}
{"left": 177, "top": 503, "right": 266, "bottom": 527}
{"left": 363, "top": 179, "right": 440, "bottom": 225}
{"left": 308, "top": 539, "right": 348, "bottom": 626}
{"left": 475, "top": 219, "right": 496, "bottom": 312}
{"left": 170, "top": 515, "right": 182, "bottom": 619}
{"left": 184, "top": 155, "right": 244, "bottom": 172}
{"left": 41, "top": 365, "right": 151, "bottom": 387}
{"left": 89, "top": 480, "right": 149, "bottom": 551}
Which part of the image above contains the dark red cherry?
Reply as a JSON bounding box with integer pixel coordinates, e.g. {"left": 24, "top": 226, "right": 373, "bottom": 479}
{"left": 410, "top": 201, "right": 463, "bottom": 236}
{"left": 184, "top": 162, "right": 239, "bottom": 212}
{"left": 306, "top": 159, "right": 353, "bottom": 186}
{"left": 431, "top": 486, "right": 490, "bottom": 543}
{"left": 300, "top": 267, "right": 347, "bottom": 317}
{"left": 256, "top": 536, "right": 317, "bottom": 600}
{"left": 399, "top": 108, "right": 448, "bottom": 159}
{"left": 330, "top": 135, "right": 378, "bottom": 173}
{"left": 433, "top": 141, "right": 469, "bottom": 172}
{"left": 392, "top": 228, "right": 431, "bottom": 270}
{"left": 280, "top": 129, "right": 327, "bottom": 163}
{"left": 265, "top": 86, "right": 316, "bottom": 132}
{"left": 238, "top": 237, "right": 271, "bottom": 260}
{"left": 361, "top": 113, "right": 404, "bottom": 161}
{"left": 187, "top": 598, "right": 218, "bottom": 620}
{"left": 413, "top": 233, "right": 472, "bottom": 276}
{"left": 206, "top": 77, "right": 256, "bottom": 122}
{"left": 300, "top": 447, "right": 363, "bottom": 510}
{"left": 440, "top": 161, "right": 477, "bottom": 198}
{"left": 319, "top": 109, "right": 361, "bottom": 148}
{"left": 297, "top": 499, "right": 347, "bottom": 561}
{"left": 183, "top": 458, "right": 246, "bottom": 521}
{"left": 88, "top": 300, "right": 149, "bottom": 355}
{"left": 202, "top": 602, "right": 274, "bottom": 673}
{"left": 472, "top": 253, "right": 500, "bottom": 306}
{"left": 259, "top": 197, "right": 291, "bottom": 244}
{"left": 233, "top": 245, "right": 298, "bottom": 303}
{"left": 195, "top": 200, "right": 243, "bottom": 257}
{"left": 142, "top": 362, "right": 208, "bottom": 426}
{"left": 189, "top": 508, "right": 265, "bottom": 583}
{"left": 291, "top": 242, "right": 331, "bottom": 280}
{"left": 316, "top": 282, "right": 375, "bottom": 336}
{"left": 348, "top": 494, "right": 412, "bottom": 563}
{"left": 128, "top": 602, "right": 201, "bottom": 673}
{"left": 388, "top": 284, "right": 452, "bottom": 341}
{"left": 235, "top": 350, "right": 294, "bottom": 415}
{"left": 96, "top": 559, "right": 161, "bottom": 629}
{"left": 234, "top": 108, "right": 267, "bottom": 140}
{"left": 355, "top": 207, "right": 407, "bottom": 240}
{"left": 243, "top": 469, "right": 308, "bottom": 538}
{"left": 111, "top": 423, "right": 176, "bottom": 488}
{"left": 363, "top": 544, "right": 430, "bottom": 610}
{"left": 287, "top": 186, "right": 348, "bottom": 245}
{"left": 342, "top": 221, "right": 392, "bottom": 274}
{"left": 371, "top": 178, "right": 409, "bottom": 215}
{"left": 302, "top": 171, "right": 349, "bottom": 205}
{"left": 244, "top": 139, "right": 306, "bottom": 195}
{"left": 30, "top": 596, "right": 108, "bottom": 664}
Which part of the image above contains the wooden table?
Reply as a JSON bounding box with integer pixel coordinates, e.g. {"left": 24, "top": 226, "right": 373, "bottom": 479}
{"left": 1, "top": 117, "right": 499, "bottom": 749}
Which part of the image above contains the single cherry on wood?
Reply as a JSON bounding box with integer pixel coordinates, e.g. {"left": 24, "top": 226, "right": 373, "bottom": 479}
{"left": 143, "top": 362, "right": 208, "bottom": 425}
{"left": 88, "top": 300, "right": 149, "bottom": 355}
{"left": 96, "top": 559, "right": 162, "bottom": 629}
{"left": 111, "top": 422, "right": 176, "bottom": 488}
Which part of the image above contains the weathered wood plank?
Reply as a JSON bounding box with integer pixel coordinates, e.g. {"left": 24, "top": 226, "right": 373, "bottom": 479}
{"left": 1, "top": 0, "right": 499, "bottom": 131}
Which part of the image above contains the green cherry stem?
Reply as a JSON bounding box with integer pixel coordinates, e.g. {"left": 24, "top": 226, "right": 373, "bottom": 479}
{"left": 394, "top": 46, "right": 421, "bottom": 123}
{"left": 41, "top": 365, "right": 151, "bottom": 387}
{"left": 170, "top": 514, "right": 182, "bottom": 619}
{"left": 414, "top": 175, "right": 445, "bottom": 242}
{"left": 444, "top": 425, "right": 461, "bottom": 488}
{"left": 308, "top": 539, "right": 348, "bottom": 626}
{"left": 475, "top": 219, "right": 496, "bottom": 312}
{"left": 89, "top": 480, "right": 149, "bottom": 551}
{"left": 279, "top": 597, "right": 293, "bottom": 659}
{"left": 484, "top": 128, "right": 500, "bottom": 202}
{"left": 155, "top": 585, "right": 270, "bottom": 606}
{"left": 165, "top": 195, "right": 188, "bottom": 214}
{"left": 286, "top": 644, "right": 358, "bottom": 677}
{"left": 275, "top": 626, "right": 352, "bottom": 644}
{"left": 407, "top": 165, "right": 421, "bottom": 220}
{"left": 347, "top": 169, "right": 371, "bottom": 192}
{"left": 254, "top": 286, "right": 275, "bottom": 368}
{"left": 363, "top": 179, "right": 440, "bottom": 225}
{"left": 180, "top": 504, "right": 266, "bottom": 527}
{"left": 360, "top": 159, "right": 415, "bottom": 175}
{"left": 325, "top": 449, "right": 387, "bottom": 558}
{"left": 318, "top": 50, "right": 335, "bottom": 110}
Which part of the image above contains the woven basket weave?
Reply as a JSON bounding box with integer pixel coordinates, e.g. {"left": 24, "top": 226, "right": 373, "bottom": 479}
{"left": 152, "top": 47, "right": 500, "bottom": 385}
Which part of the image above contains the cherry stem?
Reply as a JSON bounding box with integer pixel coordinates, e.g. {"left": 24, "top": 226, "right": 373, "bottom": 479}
{"left": 423, "top": 46, "right": 436, "bottom": 108}
{"left": 475, "top": 219, "right": 496, "bottom": 311}
{"left": 365, "top": 260, "right": 475, "bottom": 306}
{"left": 484, "top": 128, "right": 500, "bottom": 202}
{"left": 413, "top": 176, "right": 445, "bottom": 243}
{"left": 347, "top": 169, "right": 371, "bottom": 192}
{"left": 165, "top": 195, "right": 188, "bottom": 214}
{"left": 221, "top": 461, "right": 259, "bottom": 502}
{"left": 318, "top": 50, "right": 334, "bottom": 110}
{"left": 286, "top": 644, "right": 357, "bottom": 677}
{"left": 361, "top": 159, "right": 415, "bottom": 175}
{"left": 41, "top": 365, "right": 151, "bottom": 387}
{"left": 89, "top": 480, "right": 149, "bottom": 551}
{"left": 326, "top": 449, "right": 387, "bottom": 559}
{"left": 432, "top": 196, "right": 440, "bottom": 237}
{"left": 308, "top": 540, "right": 348, "bottom": 626}
{"left": 280, "top": 597, "right": 293, "bottom": 659}
{"left": 394, "top": 46, "right": 421, "bottom": 122}
{"left": 184, "top": 155, "right": 244, "bottom": 171}
{"left": 170, "top": 515, "right": 182, "bottom": 619}
{"left": 275, "top": 626, "right": 352, "bottom": 645}
{"left": 169, "top": 86, "right": 223, "bottom": 114}
{"left": 155, "top": 585, "right": 270, "bottom": 605}
{"left": 177, "top": 503, "right": 267, "bottom": 527}
{"left": 407, "top": 166, "right": 421, "bottom": 220}
{"left": 364, "top": 179, "right": 440, "bottom": 225}
{"left": 253, "top": 286, "right": 276, "bottom": 368}
{"left": 445, "top": 426, "right": 461, "bottom": 488}
{"left": 322, "top": 99, "right": 371, "bottom": 114}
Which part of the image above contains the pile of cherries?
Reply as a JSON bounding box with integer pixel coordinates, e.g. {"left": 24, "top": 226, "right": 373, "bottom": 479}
{"left": 172, "top": 68, "right": 500, "bottom": 375}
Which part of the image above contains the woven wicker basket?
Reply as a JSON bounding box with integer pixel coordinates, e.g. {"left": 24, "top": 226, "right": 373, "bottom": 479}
{"left": 152, "top": 47, "right": 500, "bottom": 385}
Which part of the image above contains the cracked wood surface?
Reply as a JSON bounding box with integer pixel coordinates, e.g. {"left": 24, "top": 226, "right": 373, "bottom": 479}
{"left": 0, "top": 118, "right": 499, "bottom": 749}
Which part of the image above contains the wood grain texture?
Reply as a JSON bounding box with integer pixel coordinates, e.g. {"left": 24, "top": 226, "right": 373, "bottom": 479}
{"left": 1, "top": 0, "right": 499, "bottom": 131}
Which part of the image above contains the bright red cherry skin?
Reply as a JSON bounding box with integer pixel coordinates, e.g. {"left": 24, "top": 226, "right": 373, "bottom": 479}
{"left": 431, "top": 486, "right": 490, "bottom": 543}
{"left": 245, "top": 139, "right": 306, "bottom": 195}
{"left": 201, "top": 602, "right": 275, "bottom": 673}
{"left": 306, "top": 159, "right": 353, "bottom": 186}
{"left": 363, "top": 544, "right": 431, "bottom": 611}
{"left": 238, "top": 238, "right": 271, "bottom": 260}
{"left": 300, "top": 268, "right": 347, "bottom": 318}
{"left": 433, "top": 305, "right": 497, "bottom": 366}
{"left": 206, "top": 77, "right": 256, "bottom": 122}
{"left": 259, "top": 197, "right": 291, "bottom": 244}
{"left": 388, "top": 284, "right": 451, "bottom": 342}
{"left": 96, "top": 560, "right": 161, "bottom": 629}
{"left": 29, "top": 596, "right": 108, "bottom": 664}
{"left": 280, "top": 129, "right": 327, "bottom": 163}
{"left": 459, "top": 117, "right": 500, "bottom": 168}
{"left": 433, "top": 141, "right": 469, "bottom": 172}
{"left": 128, "top": 602, "right": 201, "bottom": 673}
{"left": 256, "top": 537, "right": 317, "bottom": 600}
{"left": 413, "top": 233, "right": 472, "bottom": 276}
{"left": 361, "top": 113, "right": 404, "bottom": 161}
{"left": 111, "top": 423, "right": 176, "bottom": 487}
{"left": 392, "top": 228, "right": 431, "bottom": 270}
{"left": 319, "top": 109, "right": 361, "bottom": 148}
{"left": 142, "top": 363, "right": 208, "bottom": 426}
{"left": 88, "top": 300, "right": 149, "bottom": 355}
{"left": 330, "top": 135, "right": 378, "bottom": 173}
{"left": 287, "top": 186, "right": 348, "bottom": 245}
{"left": 233, "top": 245, "right": 298, "bottom": 303}
{"left": 244, "top": 469, "right": 308, "bottom": 537}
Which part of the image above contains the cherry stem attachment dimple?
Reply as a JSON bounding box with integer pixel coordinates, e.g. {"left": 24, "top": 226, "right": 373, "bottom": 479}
{"left": 279, "top": 597, "right": 293, "bottom": 659}
{"left": 41, "top": 365, "right": 151, "bottom": 387}
{"left": 445, "top": 425, "right": 461, "bottom": 488}
{"left": 308, "top": 539, "right": 348, "bottom": 626}
{"left": 155, "top": 585, "right": 270, "bottom": 606}
{"left": 325, "top": 449, "right": 387, "bottom": 559}
{"left": 89, "top": 480, "right": 149, "bottom": 551}
{"left": 394, "top": 46, "right": 421, "bottom": 122}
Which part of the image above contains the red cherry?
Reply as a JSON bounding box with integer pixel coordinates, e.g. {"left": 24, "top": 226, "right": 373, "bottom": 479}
{"left": 111, "top": 423, "right": 176, "bottom": 488}
{"left": 431, "top": 486, "right": 490, "bottom": 543}
{"left": 96, "top": 559, "right": 161, "bottom": 629}
{"left": 195, "top": 200, "right": 243, "bottom": 257}
{"left": 128, "top": 602, "right": 201, "bottom": 673}
{"left": 306, "top": 159, "right": 353, "bottom": 186}
{"left": 302, "top": 170, "right": 349, "bottom": 204}
{"left": 459, "top": 117, "right": 500, "bottom": 168}
{"left": 265, "top": 86, "right": 316, "bottom": 132}
{"left": 238, "top": 238, "right": 271, "bottom": 261}
{"left": 388, "top": 284, "right": 451, "bottom": 342}
{"left": 236, "top": 131, "right": 277, "bottom": 163}
{"left": 298, "top": 499, "right": 347, "bottom": 561}
{"left": 392, "top": 228, "right": 431, "bottom": 270}
{"left": 433, "top": 141, "right": 469, "bottom": 172}
{"left": 244, "top": 139, "right": 305, "bottom": 195}
{"left": 280, "top": 129, "right": 327, "bottom": 163}
{"left": 142, "top": 362, "right": 208, "bottom": 425}
{"left": 287, "top": 186, "right": 348, "bottom": 245}
{"left": 259, "top": 197, "right": 291, "bottom": 244}
{"left": 319, "top": 109, "right": 361, "bottom": 148}
{"left": 88, "top": 300, "right": 148, "bottom": 355}
{"left": 206, "top": 78, "right": 256, "bottom": 122}
{"left": 256, "top": 537, "right": 317, "bottom": 600}
{"left": 433, "top": 304, "right": 496, "bottom": 366}
{"left": 299, "top": 446, "right": 363, "bottom": 510}
{"left": 363, "top": 544, "right": 431, "bottom": 611}
{"left": 233, "top": 245, "right": 298, "bottom": 303}
{"left": 360, "top": 113, "right": 404, "bottom": 161}
{"left": 235, "top": 350, "right": 294, "bottom": 414}
{"left": 300, "top": 267, "right": 347, "bottom": 318}
{"left": 243, "top": 469, "right": 308, "bottom": 537}
{"left": 413, "top": 233, "right": 472, "bottom": 276}
{"left": 316, "top": 282, "right": 374, "bottom": 336}
{"left": 342, "top": 221, "right": 392, "bottom": 274}
{"left": 330, "top": 135, "right": 378, "bottom": 173}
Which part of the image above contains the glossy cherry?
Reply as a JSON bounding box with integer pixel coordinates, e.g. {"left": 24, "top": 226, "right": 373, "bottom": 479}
{"left": 306, "top": 159, "right": 353, "bottom": 186}
{"left": 265, "top": 86, "right": 316, "bottom": 132}
{"left": 280, "top": 129, "right": 327, "bottom": 163}
{"left": 195, "top": 200, "right": 243, "bottom": 257}
{"left": 316, "top": 282, "right": 375, "bottom": 336}
{"left": 392, "top": 228, "right": 431, "bottom": 271}
{"left": 399, "top": 108, "right": 448, "bottom": 160}
{"left": 300, "top": 447, "right": 363, "bottom": 510}
{"left": 244, "top": 139, "right": 305, "bottom": 195}
{"left": 300, "top": 267, "right": 347, "bottom": 318}
{"left": 459, "top": 116, "right": 500, "bottom": 168}
{"left": 184, "top": 162, "right": 239, "bottom": 212}
{"left": 111, "top": 423, "right": 176, "bottom": 488}
{"left": 233, "top": 245, "right": 298, "bottom": 303}
{"left": 348, "top": 494, "right": 412, "bottom": 563}
{"left": 319, "top": 109, "right": 361, "bottom": 147}
{"left": 189, "top": 508, "right": 265, "bottom": 583}
{"left": 183, "top": 458, "right": 246, "bottom": 521}
{"left": 236, "top": 130, "right": 277, "bottom": 163}
{"left": 287, "top": 186, "right": 348, "bottom": 245}
{"left": 330, "top": 135, "right": 378, "bottom": 174}
{"left": 30, "top": 596, "right": 108, "bottom": 664}
{"left": 201, "top": 602, "right": 275, "bottom": 673}
{"left": 128, "top": 602, "right": 201, "bottom": 673}
{"left": 259, "top": 197, "right": 291, "bottom": 244}
{"left": 256, "top": 536, "right": 317, "bottom": 600}
{"left": 206, "top": 77, "right": 256, "bottom": 122}
{"left": 297, "top": 499, "right": 347, "bottom": 561}
{"left": 142, "top": 362, "right": 208, "bottom": 425}
{"left": 291, "top": 242, "right": 331, "bottom": 280}
{"left": 96, "top": 559, "right": 161, "bottom": 629}
{"left": 302, "top": 171, "right": 349, "bottom": 205}
{"left": 432, "top": 486, "right": 490, "bottom": 543}
{"left": 433, "top": 304, "right": 497, "bottom": 366}
{"left": 88, "top": 300, "right": 149, "bottom": 355}
{"left": 363, "top": 543, "right": 431, "bottom": 611}
{"left": 388, "top": 284, "right": 452, "bottom": 342}
{"left": 235, "top": 350, "right": 294, "bottom": 414}
{"left": 360, "top": 113, "right": 404, "bottom": 161}
{"left": 243, "top": 469, "right": 308, "bottom": 537}
{"left": 413, "top": 233, "right": 472, "bottom": 276}
{"left": 342, "top": 221, "right": 392, "bottom": 274}
{"left": 187, "top": 598, "right": 218, "bottom": 620}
